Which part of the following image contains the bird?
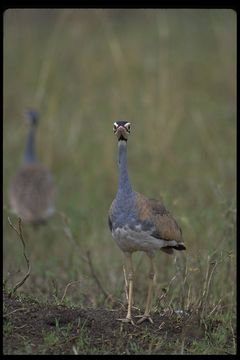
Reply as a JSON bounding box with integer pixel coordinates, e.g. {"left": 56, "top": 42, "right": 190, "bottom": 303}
{"left": 9, "top": 109, "right": 56, "bottom": 225}
{"left": 108, "top": 121, "right": 186, "bottom": 324}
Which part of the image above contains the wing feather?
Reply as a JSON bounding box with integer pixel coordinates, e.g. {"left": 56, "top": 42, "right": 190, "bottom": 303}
{"left": 136, "top": 192, "right": 183, "bottom": 243}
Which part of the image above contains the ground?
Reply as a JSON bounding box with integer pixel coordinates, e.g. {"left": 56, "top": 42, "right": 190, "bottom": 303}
{"left": 3, "top": 290, "right": 207, "bottom": 355}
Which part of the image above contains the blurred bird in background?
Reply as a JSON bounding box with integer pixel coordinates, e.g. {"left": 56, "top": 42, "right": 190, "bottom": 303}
{"left": 9, "top": 109, "right": 56, "bottom": 225}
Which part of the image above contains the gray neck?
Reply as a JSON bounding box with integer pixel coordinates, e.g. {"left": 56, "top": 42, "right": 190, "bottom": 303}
{"left": 24, "top": 126, "right": 37, "bottom": 163}
{"left": 117, "top": 140, "right": 133, "bottom": 196}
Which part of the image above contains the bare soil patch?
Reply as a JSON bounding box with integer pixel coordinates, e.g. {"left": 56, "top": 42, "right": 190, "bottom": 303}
{"left": 3, "top": 291, "right": 205, "bottom": 355}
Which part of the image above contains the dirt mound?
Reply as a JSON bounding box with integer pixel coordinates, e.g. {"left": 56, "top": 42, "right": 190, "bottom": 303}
{"left": 3, "top": 291, "right": 204, "bottom": 354}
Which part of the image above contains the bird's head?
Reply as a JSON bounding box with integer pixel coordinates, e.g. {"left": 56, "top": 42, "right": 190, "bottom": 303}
{"left": 25, "top": 109, "right": 39, "bottom": 127}
{"left": 113, "top": 121, "right": 131, "bottom": 141}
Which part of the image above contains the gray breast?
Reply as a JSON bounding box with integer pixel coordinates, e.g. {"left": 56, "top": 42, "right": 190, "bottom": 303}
{"left": 110, "top": 192, "right": 154, "bottom": 252}
{"left": 110, "top": 191, "right": 138, "bottom": 230}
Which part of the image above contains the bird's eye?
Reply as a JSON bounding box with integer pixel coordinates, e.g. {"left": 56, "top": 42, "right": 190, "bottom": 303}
{"left": 113, "top": 124, "right": 117, "bottom": 132}
{"left": 125, "top": 123, "right": 131, "bottom": 132}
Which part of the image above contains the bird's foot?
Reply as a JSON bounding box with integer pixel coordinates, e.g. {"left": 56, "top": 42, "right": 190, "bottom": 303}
{"left": 117, "top": 317, "right": 135, "bottom": 325}
{"left": 135, "top": 314, "right": 154, "bottom": 324}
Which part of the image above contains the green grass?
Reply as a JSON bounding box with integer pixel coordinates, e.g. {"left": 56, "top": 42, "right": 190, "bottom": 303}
{"left": 3, "top": 9, "right": 236, "bottom": 355}
{"left": 3, "top": 319, "right": 15, "bottom": 336}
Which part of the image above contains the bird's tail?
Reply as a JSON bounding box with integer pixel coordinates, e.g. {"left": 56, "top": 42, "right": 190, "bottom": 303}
{"left": 161, "top": 242, "right": 186, "bottom": 255}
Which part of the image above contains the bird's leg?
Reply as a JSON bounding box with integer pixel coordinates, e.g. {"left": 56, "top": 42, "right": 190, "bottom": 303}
{"left": 123, "top": 264, "right": 139, "bottom": 310}
{"left": 123, "top": 265, "right": 129, "bottom": 303}
{"left": 136, "top": 254, "right": 156, "bottom": 324}
{"left": 117, "top": 252, "right": 135, "bottom": 325}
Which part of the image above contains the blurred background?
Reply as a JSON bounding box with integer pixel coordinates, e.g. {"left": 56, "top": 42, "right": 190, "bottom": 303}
{"left": 3, "top": 9, "right": 236, "bottom": 312}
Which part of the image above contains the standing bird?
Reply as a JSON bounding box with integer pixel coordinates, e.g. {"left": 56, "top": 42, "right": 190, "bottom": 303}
{"left": 109, "top": 121, "right": 186, "bottom": 324}
{"left": 9, "top": 110, "right": 55, "bottom": 225}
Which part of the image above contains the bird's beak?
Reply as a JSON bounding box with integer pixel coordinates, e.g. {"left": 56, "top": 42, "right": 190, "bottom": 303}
{"left": 116, "top": 126, "right": 128, "bottom": 140}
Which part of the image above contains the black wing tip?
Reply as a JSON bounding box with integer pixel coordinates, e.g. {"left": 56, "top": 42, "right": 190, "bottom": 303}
{"left": 162, "top": 243, "right": 186, "bottom": 252}
{"left": 174, "top": 244, "right": 186, "bottom": 251}
{"left": 108, "top": 216, "right": 112, "bottom": 231}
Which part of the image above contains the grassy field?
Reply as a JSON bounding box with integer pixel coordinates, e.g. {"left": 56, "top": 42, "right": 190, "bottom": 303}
{"left": 3, "top": 9, "right": 236, "bottom": 354}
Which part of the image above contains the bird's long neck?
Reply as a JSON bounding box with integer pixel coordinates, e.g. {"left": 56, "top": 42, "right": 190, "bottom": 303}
{"left": 117, "top": 140, "right": 132, "bottom": 196}
{"left": 24, "top": 126, "right": 37, "bottom": 163}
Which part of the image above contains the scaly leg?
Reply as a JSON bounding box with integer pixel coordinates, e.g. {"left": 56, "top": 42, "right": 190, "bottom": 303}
{"left": 117, "top": 252, "right": 134, "bottom": 325}
{"left": 136, "top": 254, "right": 156, "bottom": 324}
{"left": 123, "top": 265, "right": 129, "bottom": 303}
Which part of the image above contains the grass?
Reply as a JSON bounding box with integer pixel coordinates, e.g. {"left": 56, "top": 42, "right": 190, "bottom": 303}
{"left": 3, "top": 319, "right": 15, "bottom": 336}
{"left": 3, "top": 9, "right": 236, "bottom": 355}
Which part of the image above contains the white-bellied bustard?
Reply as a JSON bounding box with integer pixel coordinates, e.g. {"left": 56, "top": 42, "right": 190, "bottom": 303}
{"left": 9, "top": 110, "right": 56, "bottom": 225}
{"left": 108, "top": 121, "right": 186, "bottom": 324}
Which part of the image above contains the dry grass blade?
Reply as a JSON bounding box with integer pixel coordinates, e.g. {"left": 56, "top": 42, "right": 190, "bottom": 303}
{"left": 230, "top": 319, "right": 236, "bottom": 353}
{"left": 197, "top": 253, "right": 220, "bottom": 318}
{"left": 4, "top": 307, "right": 26, "bottom": 317}
{"left": 155, "top": 275, "right": 177, "bottom": 311}
{"left": 72, "top": 345, "right": 78, "bottom": 355}
{"left": 207, "top": 298, "right": 222, "bottom": 318}
{"left": 57, "top": 210, "right": 88, "bottom": 263}
{"left": 7, "top": 217, "right": 31, "bottom": 297}
{"left": 86, "top": 250, "right": 112, "bottom": 302}
{"left": 61, "top": 281, "right": 81, "bottom": 303}
{"left": 58, "top": 210, "right": 113, "bottom": 303}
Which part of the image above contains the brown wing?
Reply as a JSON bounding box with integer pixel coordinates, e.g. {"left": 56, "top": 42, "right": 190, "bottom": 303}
{"left": 9, "top": 163, "right": 55, "bottom": 223}
{"left": 136, "top": 192, "right": 183, "bottom": 243}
